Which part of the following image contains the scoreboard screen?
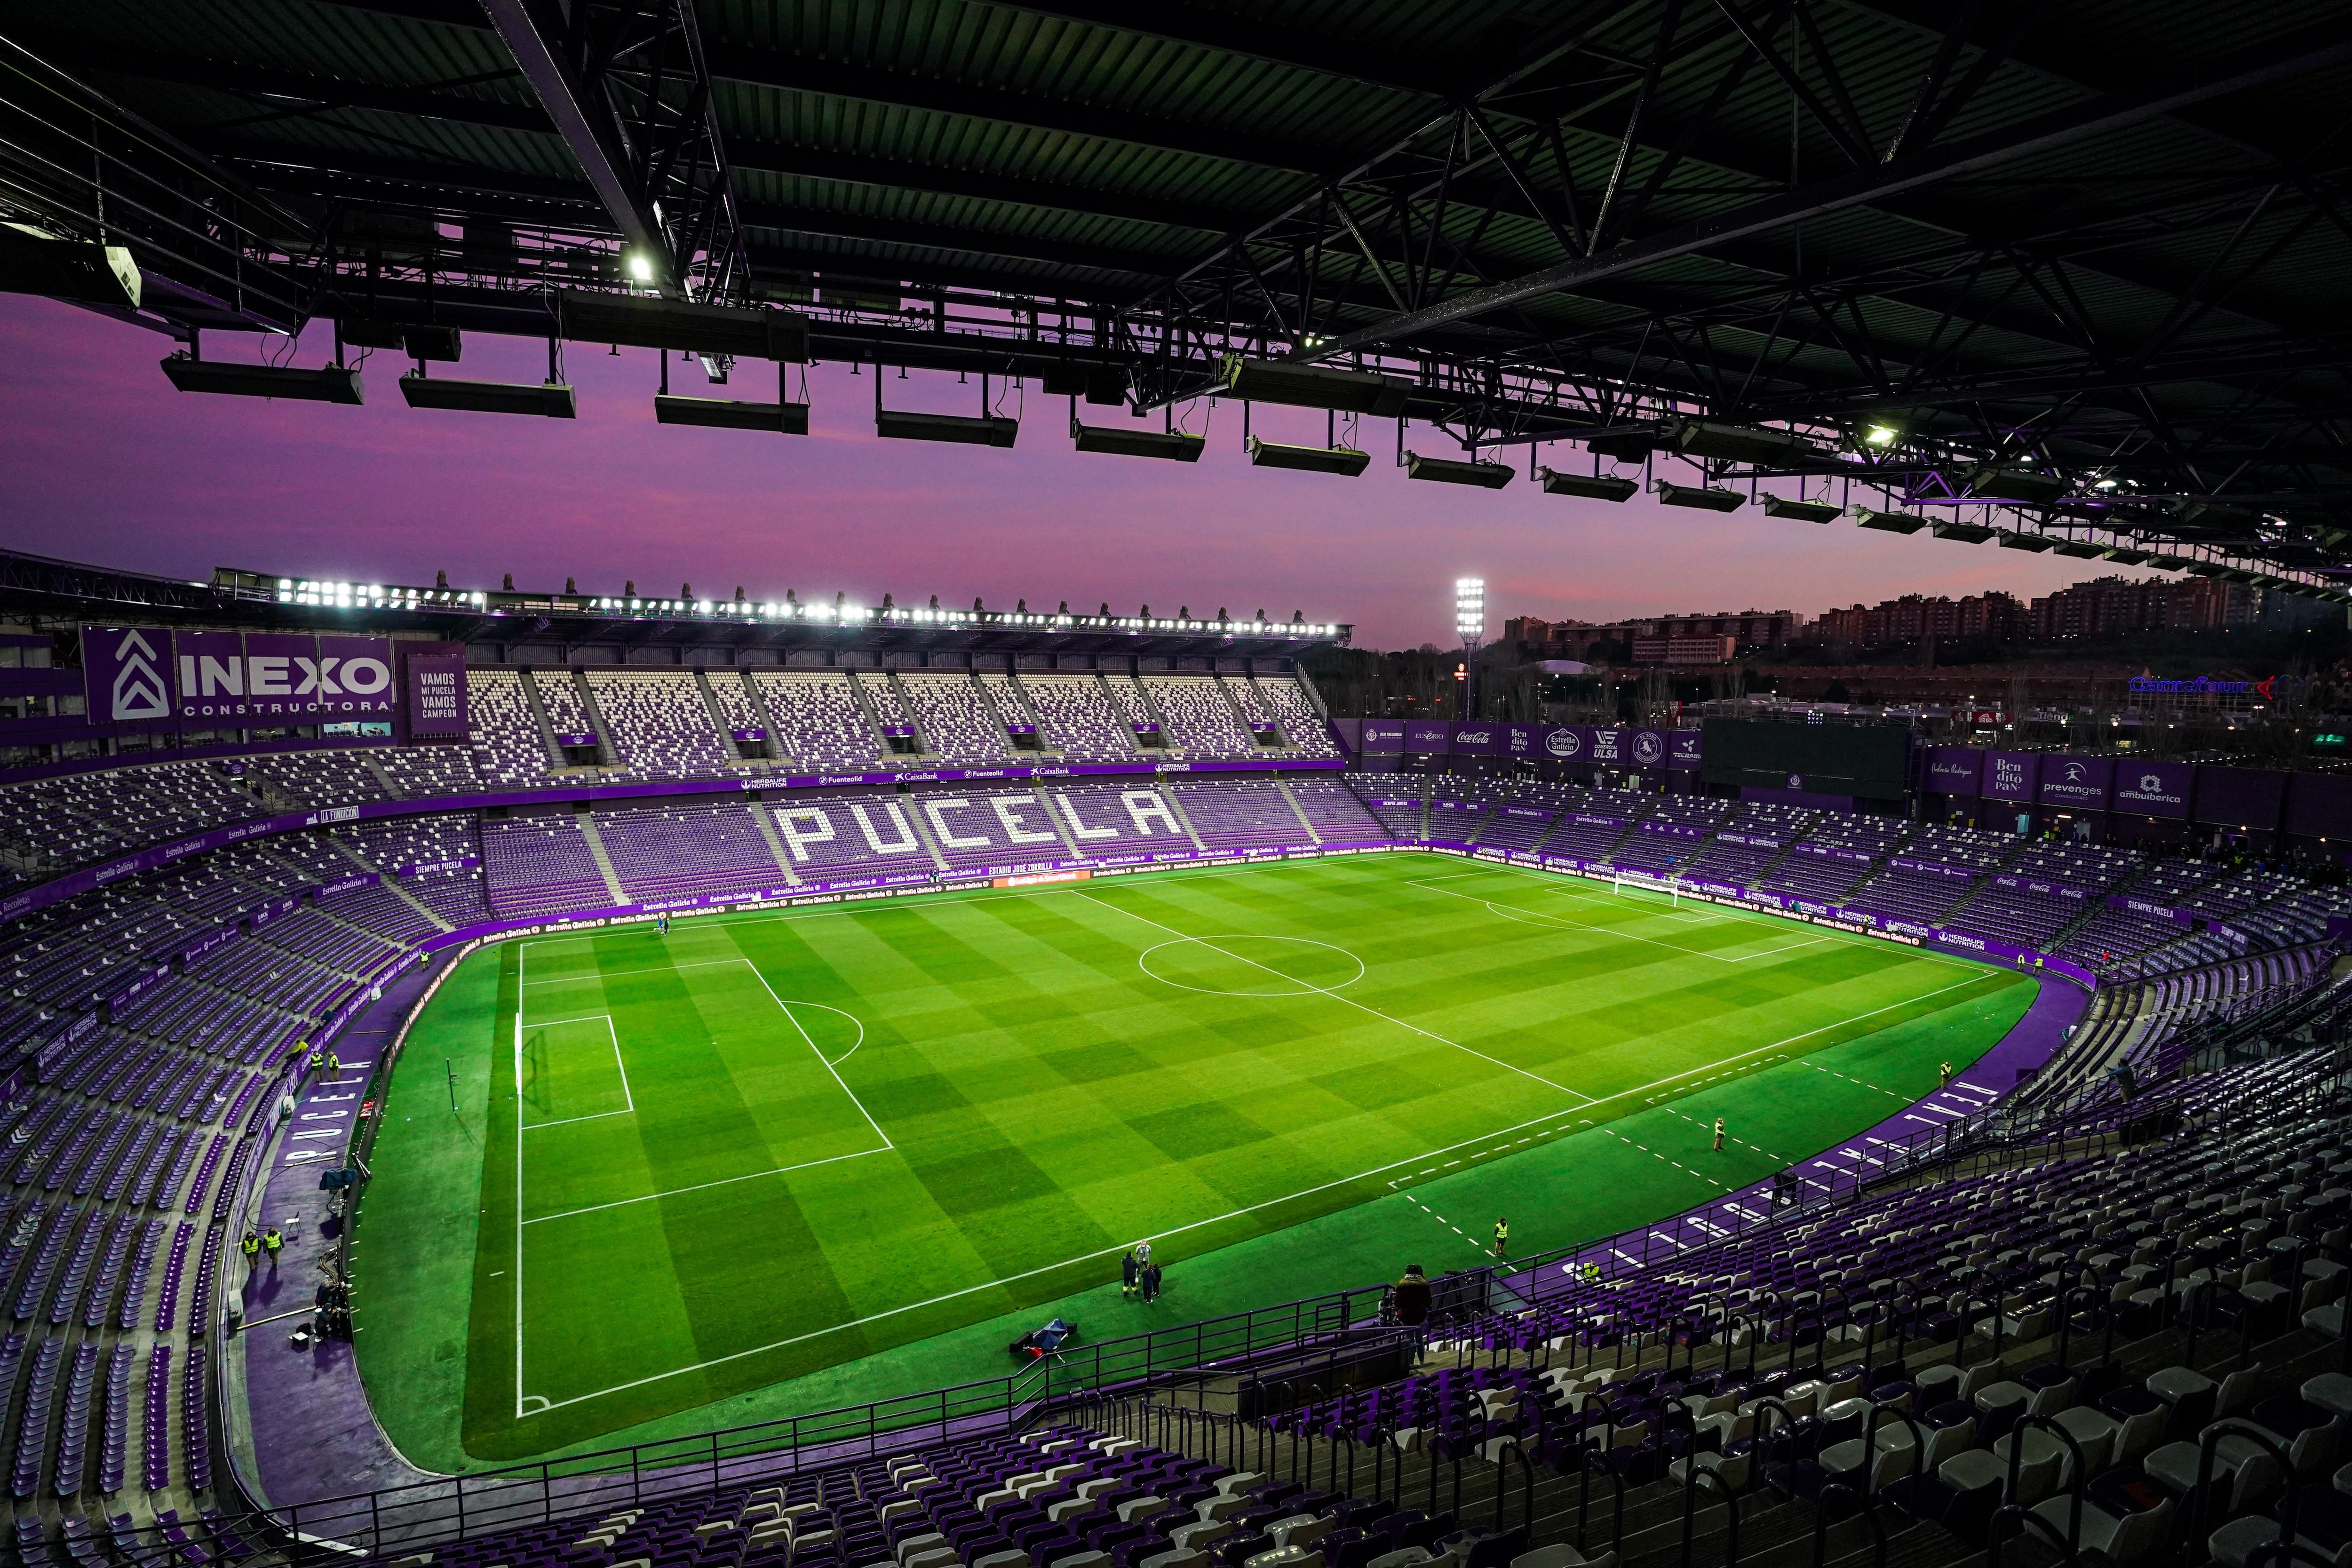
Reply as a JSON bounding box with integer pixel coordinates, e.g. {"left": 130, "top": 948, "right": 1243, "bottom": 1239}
{"left": 1700, "top": 719, "right": 1911, "bottom": 800}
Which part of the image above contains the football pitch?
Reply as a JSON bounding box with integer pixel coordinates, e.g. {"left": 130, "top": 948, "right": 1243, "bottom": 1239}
{"left": 352, "top": 852, "right": 2038, "bottom": 1467}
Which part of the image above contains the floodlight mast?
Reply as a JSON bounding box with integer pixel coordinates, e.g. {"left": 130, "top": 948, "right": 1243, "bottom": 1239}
{"left": 1454, "top": 577, "right": 1485, "bottom": 720}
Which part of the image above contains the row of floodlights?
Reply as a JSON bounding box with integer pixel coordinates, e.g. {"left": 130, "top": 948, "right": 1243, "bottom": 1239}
{"left": 267, "top": 577, "right": 1341, "bottom": 635}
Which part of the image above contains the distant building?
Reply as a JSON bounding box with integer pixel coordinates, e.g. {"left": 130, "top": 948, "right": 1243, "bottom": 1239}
{"left": 1504, "top": 609, "right": 1798, "bottom": 660}
{"left": 1813, "top": 591, "right": 2026, "bottom": 646}
{"left": 2024, "top": 575, "right": 2251, "bottom": 640}
{"left": 1631, "top": 635, "right": 1738, "bottom": 665}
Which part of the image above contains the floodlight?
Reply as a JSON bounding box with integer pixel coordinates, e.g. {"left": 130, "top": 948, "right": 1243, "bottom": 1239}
{"left": 0, "top": 233, "right": 140, "bottom": 308}
{"left": 2145, "top": 553, "right": 2193, "bottom": 571}
{"left": 161, "top": 356, "right": 364, "bottom": 404}
{"left": 1655, "top": 482, "right": 1745, "bottom": 512}
{"left": 654, "top": 395, "right": 810, "bottom": 433}
{"left": 1856, "top": 509, "right": 1925, "bottom": 533}
{"left": 2102, "top": 546, "right": 2153, "bottom": 565}
{"left": 2052, "top": 541, "right": 2106, "bottom": 558}
{"left": 1584, "top": 429, "right": 1659, "bottom": 462}
{"left": 1406, "top": 452, "right": 1513, "bottom": 488}
{"left": 1220, "top": 356, "right": 1409, "bottom": 416}
{"left": 398, "top": 374, "right": 574, "bottom": 417}
{"left": 1996, "top": 532, "right": 2055, "bottom": 551}
{"left": 2172, "top": 498, "right": 2259, "bottom": 531}
{"left": 1760, "top": 495, "right": 1842, "bottom": 523}
{"left": 1041, "top": 366, "right": 1125, "bottom": 403}
{"left": 1455, "top": 578, "right": 1485, "bottom": 641}
{"left": 1246, "top": 437, "right": 1369, "bottom": 475}
{"left": 1669, "top": 420, "right": 1818, "bottom": 464}
{"left": 402, "top": 325, "right": 462, "bottom": 362}
{"left": 1072, "top": 424, "right": 1204, "bottom": 460}
{"left": 1966, "top": 464, "right": 2070, "bottom": 505}
{"left": 1537, "top": 468, "right": 1638, "bottom": 501}
{"left": 1931, "top": 521, "right": 1996, "bottom": 543}
{"left": 559, "top": 289, "right": 809, "bottom": 362}
{"left": 875, "top": 409, "right": 1017, "bottom": 446}
{"left": 1862, "top": 424, "right": 1901, "bottom": 447}
{"left": 627, "top": 253, "right": 654, "bottom": 281}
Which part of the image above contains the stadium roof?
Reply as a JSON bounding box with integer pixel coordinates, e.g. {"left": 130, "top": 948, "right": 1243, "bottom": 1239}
{"left": 3, "top": 1, "right": 2351, "bottom": 581}
{"left": 0, "top": 552, "right": 1350, "bottom": 655}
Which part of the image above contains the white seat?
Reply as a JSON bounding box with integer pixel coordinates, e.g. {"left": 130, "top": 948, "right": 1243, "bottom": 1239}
{"left": 2051, "top": 1406, "right": 2121, "bottom": 1482}
{"left": 2145, "top": 1436, "right": 2285, "bottom": 1514}
{"left": 1989, "top": 1428, "right": 2066, "bottom": 1505}
{"left": 2031, "top": 1492, "right": 2173, "bottom": 1563}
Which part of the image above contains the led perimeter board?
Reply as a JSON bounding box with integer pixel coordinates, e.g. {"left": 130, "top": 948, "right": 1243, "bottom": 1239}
{"left": 1700, "top": 718, "right": 1912, "bottom": 800}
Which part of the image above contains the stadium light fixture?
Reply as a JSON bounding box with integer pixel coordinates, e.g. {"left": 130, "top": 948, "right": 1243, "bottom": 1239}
{"left": 1997, "top": 532, "right": 2055, "bottom": 552}
{"left": 2101, "top": 546, "right": 2153, "bottom": 565}
{"left": 2052, "top": 541, "right": 2106, "bottom": 558}
{"left": 1072, "top": 423, "right": 1205, "bottom": 461}
{"left": 1966, "top": 464, "right": 2071, "bottom": 505}
{"left": 1931, "top": 520, "right": 1997, "bottom": 543}
{"left": 1655, "top": 481, "right": 1745, "bottom": 512}
{"left": 1861, "top": 424, "right": 1901, "bottom": 448}
{"left": 1246, "top": 437, "right": 1370, "bottom": 476}
{"left": 1455, "top": 578, "right": 1483, "bottom": 720}
{"left": 1760, "top": 495, "right": 1842, "bottom": 523}
{"left": 1537, "top": 468, "right": 1638, "bottom": 501}
{"left": 1669, "top": 420, "right": 1818, "bottom": 464}
{"left": 161, "top": 355, "right": 365, "bottom": 404}
{"left": 400, "top": 374, "right": 574, "bottom": 417}
{"left": 1855, "top": 509, "right": 1926, "bottom": 533}
{"left": 0, "top": 232, "right": 140, "bottom": 309}
{"left": 1219, "top": 355, "right": 1410, "bottom": 416}
{"left": 654, "top": 395, "right": 810, "bottom": 433}
{"left": 1406, "top": 452, "right": 1514, "bottom": 488}
{"left": 876, "top": 409, "right": 1018, "bottom": 446}
{"left": 560, "top": 290, "right": 810, "bottom": 362}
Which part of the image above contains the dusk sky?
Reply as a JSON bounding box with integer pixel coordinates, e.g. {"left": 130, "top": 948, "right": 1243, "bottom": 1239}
{"left": 0, "top": 295, "right": 2150, "bottom": 649}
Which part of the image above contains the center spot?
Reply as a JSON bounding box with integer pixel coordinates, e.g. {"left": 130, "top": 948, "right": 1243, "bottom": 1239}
{"left": 1137, "top": 935, "right": 1367, "bottom": 997}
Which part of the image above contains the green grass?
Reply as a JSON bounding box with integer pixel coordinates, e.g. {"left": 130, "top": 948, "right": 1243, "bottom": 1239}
{"left": 350, "top": 852, "right": 2036, "bottom": 1470}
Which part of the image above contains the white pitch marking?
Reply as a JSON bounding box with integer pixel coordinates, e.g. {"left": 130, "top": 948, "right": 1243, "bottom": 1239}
{"left": 1076, "top": 888, "right": 1595, "bottom": 1106}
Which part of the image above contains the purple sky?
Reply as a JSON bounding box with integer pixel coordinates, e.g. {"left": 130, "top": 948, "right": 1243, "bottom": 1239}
{"left": 0, "top": 295, "right": 2149, "bottom": 648}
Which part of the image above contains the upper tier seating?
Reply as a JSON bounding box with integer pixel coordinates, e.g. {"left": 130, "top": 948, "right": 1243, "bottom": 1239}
{"left": 1022, "top": 675, "right": 1137, "bottom": 762}
{"left": 1144, "top": 677, "right": 1253, "bottom": 758}
{"left": 466, "top": 669, "right": 553, "bottom": 785}
{"left": 899, "top": 675, "right": 1012, "bottom": 764}
{"left": 588, "top": 672, "right": 735, "bottom": 780}
{"left": 754, "top": 673, "right": 879, "bottom": 771}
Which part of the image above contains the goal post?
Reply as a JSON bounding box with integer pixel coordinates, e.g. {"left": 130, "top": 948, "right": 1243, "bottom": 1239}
{"left": 1610, "top": 869, "right": 1682, "bottom": 907}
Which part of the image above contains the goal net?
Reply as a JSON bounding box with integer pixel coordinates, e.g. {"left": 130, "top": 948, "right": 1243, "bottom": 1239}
{"left": 1610, "top": 869, "right": 1685, "bottom": 907}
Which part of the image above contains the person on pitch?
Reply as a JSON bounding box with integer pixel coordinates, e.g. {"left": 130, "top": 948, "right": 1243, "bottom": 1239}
{"left": 1120, "top": 1248, "right": 1140, "bottom": 1300}
{"left": 1492, "top": 1216, "right": 1509, "bottom": 1259}
{"left": 1712, "top": 1117, "right": 1726, "bottom": 1153}
{"left": 1940, "top": 1060, "right": 1954, "bottom": 1089}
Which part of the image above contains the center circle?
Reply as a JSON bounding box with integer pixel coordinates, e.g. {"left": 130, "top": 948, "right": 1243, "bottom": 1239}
{"left": 1136, "top": 935, "right": 1367, "bottom": 997}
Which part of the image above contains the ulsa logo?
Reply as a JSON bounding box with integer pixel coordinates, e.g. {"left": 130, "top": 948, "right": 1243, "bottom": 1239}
{"left": 1546, "top": 729, "right": 1582, "bottom": 758}
{"left": 108, "top": 629, "right": 169, "bottom": 721}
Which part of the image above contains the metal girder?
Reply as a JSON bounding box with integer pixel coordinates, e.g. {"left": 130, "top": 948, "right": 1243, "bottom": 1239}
{"left": 981, "top": 2, "right": 1456, "bottom": 96}
{"left": 479, "top": 0, "right": 746, "bottom": 302}
{"left": 297, "top": 0, "right": 1351, "bottom": 172}
{"left": 1291, "top": 19, "right": 2352, "bottom": 360}
{"left": 41, "top": 40, "right": 554, "bottom": 135}
{"left": 701, "top": 45, "right": 1335, "bottom": 175}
